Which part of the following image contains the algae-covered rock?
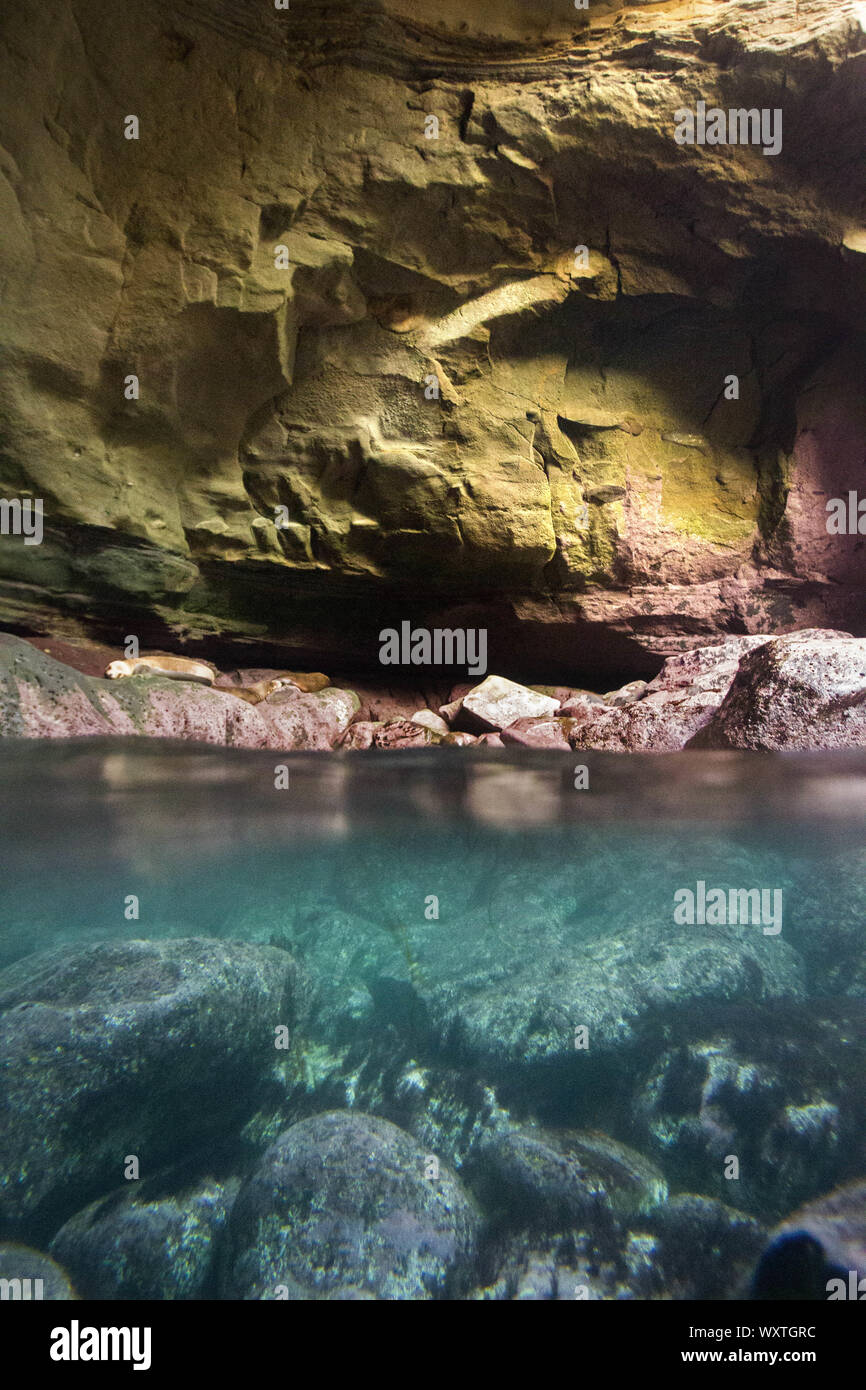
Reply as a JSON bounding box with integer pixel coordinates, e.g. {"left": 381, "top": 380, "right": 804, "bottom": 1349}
{"left": 473, "top": 1126, "right": 667, "bottom": 1229}
{"left": 0, "top": 937, "right": 306, "bottom": 1234}
{"left": 223, "top": 1110, "right": 481, "bottom": 1299}
{"left": 50, "top": 1174, "right": 239, "bottom": 1300}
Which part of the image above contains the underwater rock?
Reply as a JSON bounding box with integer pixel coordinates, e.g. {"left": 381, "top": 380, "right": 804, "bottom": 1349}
{"left": 388, "top": 1064, "right": 513, "bottom": 1173}
{"left": 473, "top": 1228, "right": 661, "bottom": 1301}
{"left": 690, "top": 630, "right": 866, "bottom": 750}
{"left": 751, "top": 1179, "right": 866, "bottom": 1300}
{"left": 0, "top": 938, "right": 306, "bottom": 1234}
{"left": 459, "top": 676, "right": 560, "bottom": 733}
{"left": 223, "top": 1110, "right": 481, "bottom": 1299}
{"left": 632, "top": 1007, "right": 866, "bottom": 1220}
{"left": 424, "top": 917, "right": 804, "bottom": 1075}
{"left": 471, "top": 1127, "right": 667, "bottom": 1232}
{"left": 49, "top": 1174, "right": 239, "bottom": 1300}
{"left": 644, "top": 1195, "right": 767, "bottom": 1301}
{"left": 0, "top": 1243, "right": 76, "bottom": 1299}
{"left": 785, "top": 847, "right": 866, "bottom": 997}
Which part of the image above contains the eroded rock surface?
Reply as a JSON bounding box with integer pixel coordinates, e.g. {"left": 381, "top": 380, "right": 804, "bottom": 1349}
{"left": 0, "top": 1, "right": 864, "bottom": 673}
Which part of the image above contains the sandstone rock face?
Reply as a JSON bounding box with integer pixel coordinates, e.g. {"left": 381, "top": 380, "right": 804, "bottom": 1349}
{"left": 690, "top": 630, "right": 866, "bottom": 750}
{"left": 0, "top": 1, "right": 864, "bottom": 675}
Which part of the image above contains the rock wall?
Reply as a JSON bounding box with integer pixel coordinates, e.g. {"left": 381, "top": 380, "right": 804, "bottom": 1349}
{"left": 1, "top": 0, "right": 865, "bottom": 680}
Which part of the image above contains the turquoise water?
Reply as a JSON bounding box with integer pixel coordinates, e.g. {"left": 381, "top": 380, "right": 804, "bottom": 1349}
{"left": 2, "top": 741, "right": 866, "bottom": 1299}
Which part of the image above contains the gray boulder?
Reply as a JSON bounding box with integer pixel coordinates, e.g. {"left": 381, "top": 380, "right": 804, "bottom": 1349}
{"left": 223, "top": 1110, "right": 480, "bottom": 1300}
{"left": 0, "top": 938, "right": 306, "bottom": 1233}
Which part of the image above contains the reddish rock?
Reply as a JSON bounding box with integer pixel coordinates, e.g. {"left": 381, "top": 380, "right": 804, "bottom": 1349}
{"left": 603, "top": 679, "right": 649, "bottom": 707}
{"left": 690, "top": 630, "right": 866, "bottom": 750}
{"left": 566, "top": 636, "right": 773, "bottom": 752}
{"left": 256, "top": 686, "right": 360, "bottom": 749}
{"left": 348, "top": 681, "right": 452, "bottom": 724}
{"left": 500, "top": 717, "right": 578, "bottom": 749}
{"left": 340, "top": 718, "right": 441, "bottom": 749}
{"left": 338, "top": 721, "right": 383, "bottom": 749}
{"left": 0, "top": 635, "right": 357, "bottom": 750}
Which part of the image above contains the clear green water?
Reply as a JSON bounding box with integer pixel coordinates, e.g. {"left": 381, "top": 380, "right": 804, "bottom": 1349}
{"left": 2, "top": 741, "right": 866, "bottom": 1299}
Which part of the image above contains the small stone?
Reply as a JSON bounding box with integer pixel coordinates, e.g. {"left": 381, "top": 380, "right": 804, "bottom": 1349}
{"left": 602, "top": 679, "right": 649, "bottom": 707}
{"left": 410, "top": 710, "right": 449, "bottom": 735}
{"left": 500, "top": 717, "right": 578, "bottom": 748}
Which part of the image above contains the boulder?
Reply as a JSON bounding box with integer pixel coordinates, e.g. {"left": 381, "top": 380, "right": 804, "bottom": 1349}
{"left": 410, "top": 710, "right": 449, "bottom": 736}
{"left": 260, "top": 685, "right": 360, "bottom": 749}
{"left": 459, "top": 676, "right": 560, "bottom": 733}
{"left": 603, "top": 680, "right": 649, "bottom": 707}
{"left": 751, "top": 1179, "right": 866, "bottom": 1299}
{"left": 50, "top": 1174, "right": 239, "bottom": 1300}
{"left": 569, "top": 636, "right": 773, "bottom": 751}
{"left": 0, "top": 1244, "right": 76, "bottom": 1299}
{"left": 472, "top": 1127, "right": 666, "bottom": 1229}
{"left": 0, "top": 938, "right": 306, "bottom": 1233}
{"left": 690, "top": 630, "right": 866, "bottom": 750}
{"left": 222, "top": 1111, "right": 480, "bottom": 1299}
{"left": 0, "top": 634, "right": 358, "bottom": 749}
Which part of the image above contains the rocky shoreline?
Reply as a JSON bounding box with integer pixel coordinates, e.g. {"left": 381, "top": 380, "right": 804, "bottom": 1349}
{"left": 2, "top": 628, "right": 865, "bottom": 752}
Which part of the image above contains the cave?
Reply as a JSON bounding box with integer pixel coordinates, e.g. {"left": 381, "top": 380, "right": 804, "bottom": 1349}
{"left": 2, "top": 0, "right": 866, "bottom": 1329}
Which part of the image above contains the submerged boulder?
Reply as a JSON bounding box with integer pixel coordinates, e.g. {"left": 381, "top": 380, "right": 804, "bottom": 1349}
{"left": 50, "top": 1173, "right": 239, "bottom": 1300}
{"left": 472, "top": 1126, "right": 666, "bottom": 1230}
{"left": 223, "top": 1110, "right": 480, "bottom": 1300}
{"left": 0, "top": 938, "right": 306, "bottom": 1234}
{"left": 425, "top": 917, "right": 804, "bottom": 1073}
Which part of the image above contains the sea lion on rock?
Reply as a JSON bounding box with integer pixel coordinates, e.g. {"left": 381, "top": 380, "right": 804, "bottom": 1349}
{"left": 105, "top": 656, "right": 216, "bottom": 687}
{"left": 216, "top": 669, "right": 331, "bottom": 695}
{"left": 223, "top": 677, "right": 293, "bottom": 705}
